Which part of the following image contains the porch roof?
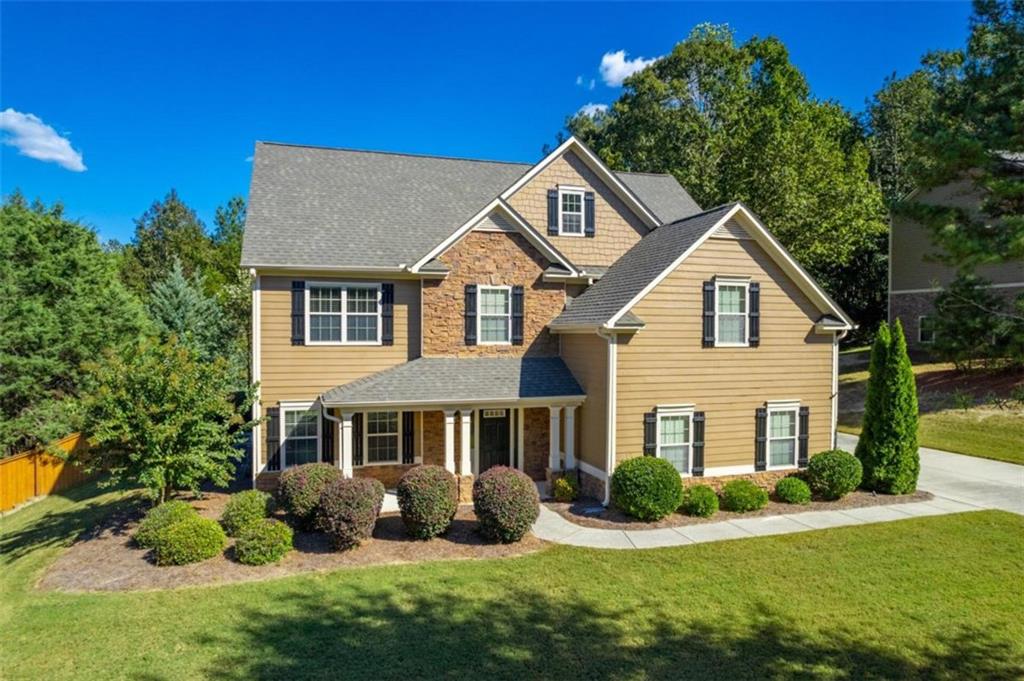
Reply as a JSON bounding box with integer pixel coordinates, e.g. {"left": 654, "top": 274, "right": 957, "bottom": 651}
{"left": 320, "top": 357, "right": 585, "bottom": 409}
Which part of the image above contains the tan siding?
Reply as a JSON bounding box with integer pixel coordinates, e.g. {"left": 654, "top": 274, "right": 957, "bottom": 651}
{"left": 616, "top": 236, "right": 834, "bottom": 471}
{"left": 506, "top": 150, "right": 649, "bottom": 267}
{"left": 559, "top": 333, "right": 607, "bottom": 471}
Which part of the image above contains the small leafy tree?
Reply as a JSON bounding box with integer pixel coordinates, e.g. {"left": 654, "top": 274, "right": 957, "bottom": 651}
{"left": 79, "top": 336, "right": 257, "bottom": 503}
{"left": 855, "top": 320, "right": 920, "bottom": 494}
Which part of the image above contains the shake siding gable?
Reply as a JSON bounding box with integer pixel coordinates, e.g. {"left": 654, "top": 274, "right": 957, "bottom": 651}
{"left": 615, "top": 235, "right": 833, "bottom": 470}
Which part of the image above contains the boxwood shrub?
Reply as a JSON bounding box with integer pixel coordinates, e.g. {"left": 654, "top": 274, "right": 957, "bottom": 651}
{"left": 807, "top": 449, "right": 863, "bottom": 500}
{"left": 611, "top": 457, "right": 683, "bottom": 521}
{"left": 279, "top": 463, "right": 344, "bottom": 529}
{"left": 775, "top": 476, "right": 812, "bottom": 505}
{"left": 680, "top": 484, "right": 719, "bottom": 517}
{"left": 316, "top": 477, "right": 385, "bottom": 550}
{"left": 133, "top": 500, "right": 196, "bottom": 549}
{"left": 472, "top": 466, "right": 539, "bottom": 543}
{"left": 397, "top": 465, "right": 458, "bottom": 539}
{"left": 721, "top": 480, "right": 769, "bottom": 513}
{"left": 153, "top": 515, "right": 226, "bottom": 566}
{"left": 551, "top": 475, "right": 580, "bottom": 503}
{"left": 235, "top": 518, "right": 293, "bottom": 565}
{"left": 220, "top": 490, "right": 275, "bottom": 537}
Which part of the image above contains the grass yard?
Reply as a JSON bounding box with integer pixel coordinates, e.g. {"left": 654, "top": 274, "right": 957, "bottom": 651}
{"left": 2, "top": 482, "right": 1023, "bottom": 680}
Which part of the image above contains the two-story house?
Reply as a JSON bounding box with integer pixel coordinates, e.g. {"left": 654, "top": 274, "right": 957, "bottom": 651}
{"left": 241, "top": 137, "right": 853, "bottom": 504}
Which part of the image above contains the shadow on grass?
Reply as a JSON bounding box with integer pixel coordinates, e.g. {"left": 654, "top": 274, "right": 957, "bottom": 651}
{"left": 199, "top": 583, "right": 1023, "bottom": 681}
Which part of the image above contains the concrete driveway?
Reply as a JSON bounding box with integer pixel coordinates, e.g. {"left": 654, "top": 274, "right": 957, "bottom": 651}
{"left": 837, "top": 432, "right": 1024, "bottom": 515}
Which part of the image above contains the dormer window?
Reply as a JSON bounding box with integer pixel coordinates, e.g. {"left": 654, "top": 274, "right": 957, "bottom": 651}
{"left": 558, "top": 186, "right": 585, "bottom": 236}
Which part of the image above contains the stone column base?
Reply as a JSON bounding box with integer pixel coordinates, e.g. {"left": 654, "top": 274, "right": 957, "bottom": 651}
{"left": 456, "top": 474, "right": 474, "bottom": 503}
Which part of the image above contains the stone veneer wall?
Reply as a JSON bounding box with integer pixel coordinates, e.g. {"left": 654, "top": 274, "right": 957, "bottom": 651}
{"left": 682, "top": 469, "right": 796, "bottom": 493}
{"left": 523, "top": 407, "right": 549, "bottom": 481}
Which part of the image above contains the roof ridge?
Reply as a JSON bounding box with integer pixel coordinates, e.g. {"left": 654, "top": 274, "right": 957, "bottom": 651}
{"left": 616, "top": 170, "right": 676, "bottom": 178}
{"left": 257, "top": 140, "right": 533, "bottom": 167}
{"left": 661, "top": 202, "right": 738, "bottom": 227}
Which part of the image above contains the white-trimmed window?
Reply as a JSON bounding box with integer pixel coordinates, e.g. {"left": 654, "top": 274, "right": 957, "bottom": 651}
{"left": 716, "top": 279, "right": 749, "bottom": 346}
{"left": 365, "top": 411, "right": 400, "bottom": 464}
{"left": 657, "top": 407, "right": 693, "bottom": 474}
{"left": 919, "top": 316, "right": 936, "bottom": 344}
{"left": 282, "top": 404, "right": 320, "bottom": 468}
{"left": 307, "top": 283, "right": 381, "bottom": 345}
{"left": 558, "top": 186, "right": 585, "bottom": 236}
{"left": 478, "top": 285, "right": 511, "bottom": 344}
{"left": 767, "top": 403, "right": 799, "bottom": 469}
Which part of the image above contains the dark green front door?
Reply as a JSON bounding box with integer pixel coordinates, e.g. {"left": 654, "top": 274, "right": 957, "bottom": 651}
{"left": 479, "top": 409, "right": 510, "bottom": 472}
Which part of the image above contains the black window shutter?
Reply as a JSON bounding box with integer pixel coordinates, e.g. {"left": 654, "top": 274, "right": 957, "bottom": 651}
{"left": 381, "top": 283, "right": 394, "bottom": 346}
{"left": 643, "top": 412, "right": 657, "bottom": 456}
{"left": 547, "top": 189, "right": 559, "bottom": 235}
{"left": 584, "top": 191, "right": 596, "bottom": 237}
{"left": 702, "top": 281, "right": 716, "bottom": 348}
{"left": 266, "top": 407, "right": 281, "bottom": 472}
{"left": 798, "top": 406, "right": 809, "bottom": 467}
{"left": 754, "top": 407, "right": 767, "bottom": 471}
{"left": 748, "top": 282, "right": 760, "bottom": 347}
{"left": 511, "top": 285, "right": 524, "bottom": 345}
{"left": 321, "top": 409, "right": 335, "bottom": 465}
{"left": 692, "top": 412, "right": 705, "bottom": 476}
{"left": 402, "top": 411, "right": 414, "bottom": 464}
{"left": 464, "top": 284, "right": 477, "bottom": 345}
{"left": 352, "top": 413, "right": 363, "bottom": 467}
{"left": 291, "top": 281, "right": 306, "bottom": 346}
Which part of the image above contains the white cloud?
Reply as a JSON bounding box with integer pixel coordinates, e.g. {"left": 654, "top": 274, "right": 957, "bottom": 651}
{"left": 0, "top": 108, "right": 86, "bottom": 172}
{"left": 245, "top": 155, "right": 254, "bottom": 163}
{"left": 575, "top": 75, "right": 596, "bottom": 91}
{"left": 577, "top": 103, "right": 609, "bottom": 118}
{"left": 600, "top": 50, "right": 659, "bottom": 87}
{"left": 576, "top": 75, "right": 584, "bottom": 86}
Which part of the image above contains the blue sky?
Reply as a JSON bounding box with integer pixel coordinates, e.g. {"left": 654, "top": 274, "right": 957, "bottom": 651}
{"left": 2, "top": 2, "right": 970, "bottom": 243}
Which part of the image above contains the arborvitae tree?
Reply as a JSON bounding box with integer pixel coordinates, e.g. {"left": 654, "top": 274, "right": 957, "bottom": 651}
{"left": 855, "top": 322, "right": 890, "bottom": 485}
{"left": 148, "top": 260, "right": 226, "bottom": 363}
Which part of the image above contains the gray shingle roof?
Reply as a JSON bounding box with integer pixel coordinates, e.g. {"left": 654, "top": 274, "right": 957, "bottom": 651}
{"left": 241, "top": 142, "right": 701, "bottom": 270}
{"left": 549, "top": 204, "right": 738, "bottom": 328}
{"left": 320, "top": 357, "right": 585, "bottom": 407}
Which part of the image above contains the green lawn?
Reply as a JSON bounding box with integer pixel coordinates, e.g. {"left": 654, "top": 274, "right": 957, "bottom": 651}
{"left": 839, "top": 412, "right": 1024, "bottom": 464}
{"left": 2, "top": 482, "right": 1023, "bottom": 681}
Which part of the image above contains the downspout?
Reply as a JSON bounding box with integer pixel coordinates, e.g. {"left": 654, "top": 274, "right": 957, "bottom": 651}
{"left": 831, "top": 329, "right": 850, "bottom": 449}
{"left": 597, "top": 327, "right": 617, "bottom": 506}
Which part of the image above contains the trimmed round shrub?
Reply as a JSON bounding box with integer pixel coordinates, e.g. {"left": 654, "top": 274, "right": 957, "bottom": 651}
{"left": 610, "top": 457, "right": 683, "bottom": 521}
{"left": 220, "top": 490, "right": 275, "bottom": 537}
{"left": 279, "top": 463, "right": 344, "bottom": 528}
{"left": 472, "top": 466, "right": 540, "bottom": 543}
{"left": 807, "top": 449, "right": 863, "bottom": 500}
{"left": 551, "top": 475, "right": 580, "bottom": 503}
{"left": 397, "top": 465, "right": 458, "bottom": 540}
{"left": 721, "top": 480, "right": 769, "bottom": 513}
{"left": 134, "top": 500, "right": 197, "bottom": 549}
{"left": 775, "top": 477, "right": 812, "bottom": 505}
{"left": 316, "top": 477, "right": 385, "bottom": 550}
{"left": 235, "top": 518, "right": 293, "bottom": 565}
{"left": 153, "top": 515, "right": 226, "bottom": 566}
{"left": 680, "top": 484, "right": 719, "bottom": 517}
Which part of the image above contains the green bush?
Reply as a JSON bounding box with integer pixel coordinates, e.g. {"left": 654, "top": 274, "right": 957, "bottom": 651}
{"left": 133, "top": 500, "right": 197, "bottom": 549}
{"left": 316, "top": 477, "right": 385, "bottom": 550}
{"left": 153, "top": 514, "right": 226, "bottom": 566}
{"left": 807, "top": 449, "right": 863, "bottom": 500}
{"left": 220, "top": 490, "right": 275, "bottom": 537}
{"left": 472, "top": 466, "right": 540, "bottom": 543}
{"left": 680, "top": 484, "right": 719, "bottom": 517}
{"left": 396, "top": 465, "right": 458, "bottom": 540}
{"left": 775, "top": 477, "right": 812, "bottom": 505}
{"left": 611, "top": 457, "right": 683, "bottom": 521}
{"left": 279, "top": 463, "right": 344, "bottom": 529}
{"left": 551, "top": 475, "right": 580, "bottom": 503}
{"left": 235, "top": 518, "right": 293, "bottom": 565}
{"left": 721, "top": 480, "right": 769, "bottom": 513}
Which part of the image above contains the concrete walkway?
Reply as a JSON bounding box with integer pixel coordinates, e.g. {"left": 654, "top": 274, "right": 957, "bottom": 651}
{"left": 530, "top": 436, "right": 1022, "bottom": 550}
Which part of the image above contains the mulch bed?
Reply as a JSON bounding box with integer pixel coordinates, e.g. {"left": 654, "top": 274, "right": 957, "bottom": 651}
{"left": 38, "top": 492, "right": 546, "bottom": 593}
{"left": 545, "top": 489, "right": 934, "bottom": 530}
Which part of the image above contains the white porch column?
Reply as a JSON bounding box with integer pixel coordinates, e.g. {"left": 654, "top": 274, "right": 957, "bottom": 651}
{"left": 459, "top": 410, "right": 473, "bottom": 475}
{"left": 549, "top": 406, "right": 562, "bottom": 470}
{"left": 340, "top": 412, "right": 354, "bottom": 478}
{"left": 443, "top": 410, "right": 457, "bottom": 473}
{"left": 564, "top": 405, "right": 576, "bottom": 470}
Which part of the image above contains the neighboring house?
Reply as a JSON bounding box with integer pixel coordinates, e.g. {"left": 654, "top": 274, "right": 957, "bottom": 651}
{"left": 241, "top": 136, "right": 853, "bottom": 504}
{"left": 889, "top": 156, "right": 1024, "bottom": 350}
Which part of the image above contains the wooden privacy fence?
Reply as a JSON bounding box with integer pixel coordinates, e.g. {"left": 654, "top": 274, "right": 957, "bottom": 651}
{"left": 0, "top": 433, "right": 95, "bottom": 512}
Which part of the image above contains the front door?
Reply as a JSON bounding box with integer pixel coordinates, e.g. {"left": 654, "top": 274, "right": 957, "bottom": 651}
{"left": 478, "top": 409, "right": 510, "bottom": 472}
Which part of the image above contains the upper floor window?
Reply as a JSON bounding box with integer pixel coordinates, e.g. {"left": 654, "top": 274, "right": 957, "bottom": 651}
{"left": 558, "top": 186, "right": 585, "bottom": 236}
{"left": 715, "top": 280, "right": 748, "bottom": 346}
{"left": 307, "top": 283, "right": 381, "bottom": 345}
{"left": 478, "top": 286, "right": 511, "bottom": 344}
